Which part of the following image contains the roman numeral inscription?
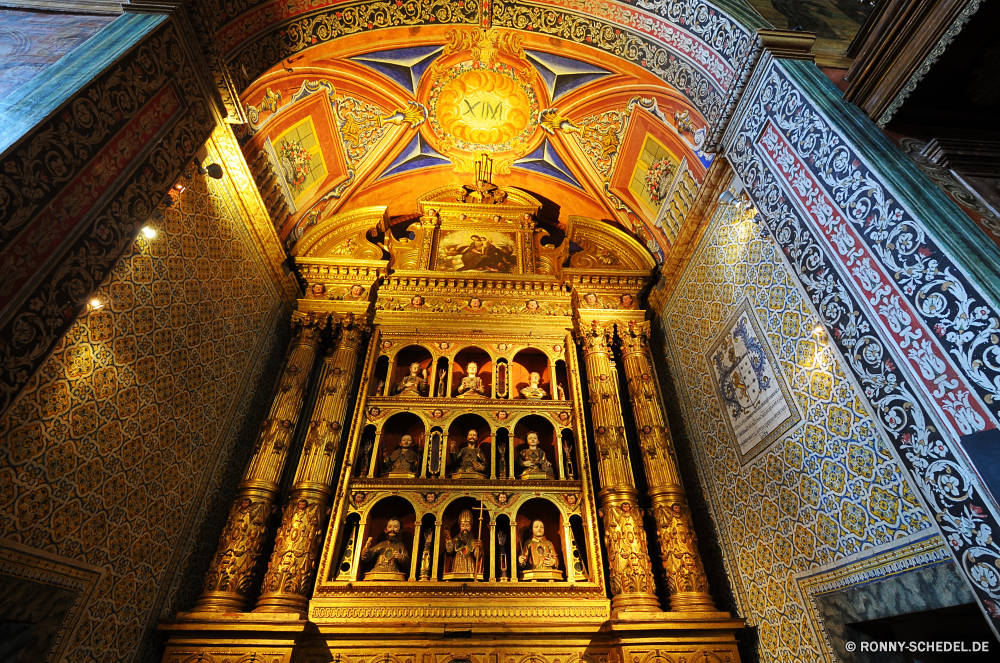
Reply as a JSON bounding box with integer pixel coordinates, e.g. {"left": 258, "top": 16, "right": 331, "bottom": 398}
{"left": 463, "top": 100, "right": 503, "bottom": 120}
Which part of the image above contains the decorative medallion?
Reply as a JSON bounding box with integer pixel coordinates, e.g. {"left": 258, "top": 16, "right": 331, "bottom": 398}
{"left": 428, "top": 62, "right": 538, "bottom": 153}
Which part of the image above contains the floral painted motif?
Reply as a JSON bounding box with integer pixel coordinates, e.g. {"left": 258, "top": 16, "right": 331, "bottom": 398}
{"left": 644, "top": 157, "right": 675, "bottom": 205}
{"left": 277, "top": 139, "right": 313, "bottom": 188}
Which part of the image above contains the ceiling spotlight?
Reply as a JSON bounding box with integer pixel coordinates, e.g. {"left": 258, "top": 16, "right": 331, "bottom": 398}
{"left": 90, "top": 299, "right": 104, "bottom": 310}
{"left": 813, "top": 324, "right": 825, "bottom": 337}
{"left": 141, "top": 226, "right": 157, "bottom": 239}
{"left": 718, "top": 191, "right": 736, "bottom": 205}
{"left": 175, "top": 183, "right": 186, "bottom": 193}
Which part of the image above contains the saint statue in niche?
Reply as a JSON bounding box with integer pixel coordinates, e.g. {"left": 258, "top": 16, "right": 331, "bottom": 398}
{"left": 520, "top": 371, "right": 547, "bottom": 400}
{"left": 444, "top": 509, "right": 482, "bottom": 581}
{"left": 456, "top": 361, "right": 486, "bottom": 398}
{"left": 519, "top": 519, "right": 563, "bottom": 581}
{"left": 517, "top": 431, "right": 553, "bottom": 479}
{"left": 360, "top": 517, "right": 409, "bottom": 581}
{"left": 382, "top": 433, "right": 421, "bottom": 477}
{"left": 451, "top": 429, "right": 486, "bottom": 478}
{"left": 393, "top": 362, "right": 428, "bottom": 397}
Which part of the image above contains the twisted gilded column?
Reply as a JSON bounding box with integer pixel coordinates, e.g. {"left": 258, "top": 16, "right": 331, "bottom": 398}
{"left": 578, "top": 319, "right": 659, "bottom": 613}
{"left": 617, "top": 320, "right": 715, "bottom": 612}
{"left": 192, "top": 312, "right": 325, "bottom": 613}
{"left": 255, "top": 315, "right": 367, "bottom": 613}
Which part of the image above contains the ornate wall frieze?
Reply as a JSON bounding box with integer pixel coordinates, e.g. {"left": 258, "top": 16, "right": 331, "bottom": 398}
{"left": 724, "top": 59, "right": 1000, "bottom": 635}
{"left": 310, "top": 604, "right": 610, "bottom": 619}
{"left": 0, "top": 19, "right": 215, "bottom": 418}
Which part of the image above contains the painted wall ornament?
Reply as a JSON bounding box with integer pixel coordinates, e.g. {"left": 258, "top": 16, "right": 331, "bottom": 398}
{"left": 725, "top": 60, "right": 1000, "bottom": 634}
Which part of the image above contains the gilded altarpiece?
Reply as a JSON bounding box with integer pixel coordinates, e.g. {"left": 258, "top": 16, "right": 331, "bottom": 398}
{"left": 160, "top": 185, "right": 744, "bottom": 663}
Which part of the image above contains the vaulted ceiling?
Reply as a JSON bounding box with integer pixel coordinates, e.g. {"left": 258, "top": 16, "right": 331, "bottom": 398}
{"left": 223, "top": 1, "right": 763, "bottom": 262}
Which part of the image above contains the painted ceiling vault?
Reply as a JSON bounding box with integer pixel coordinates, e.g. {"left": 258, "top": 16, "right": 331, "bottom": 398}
{"left": 232, "top": 10, "right": 732, "bottom": 262}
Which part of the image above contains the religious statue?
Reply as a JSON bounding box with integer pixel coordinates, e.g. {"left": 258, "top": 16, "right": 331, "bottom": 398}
{"left": 456, "top": 361, "right": 486, "bottom": 398}
{"left": 518, "top": 519, "right": 563, "bottom": 581}
{"left": 360, "top": 517, "right": 410, "bottom": 581}
{"left": 520, "top": 371, "right": 547, "bottom": 400}
{"left": 392, "top": 362, "right": 428, "bottom": 397}
{"left": 557, "top": 382, "right": 566, "bottom": 400}
{"left": 382, "top": 434, "right": 421, "bottom": 477}
{"left": 517, "top": 432, "right": 553, "bottom": 479}
{"left": 451, "top": 429, "right": 486, "bottom": 478}
{"left": 444, "top": 509, "right": 483, "bottom": 581}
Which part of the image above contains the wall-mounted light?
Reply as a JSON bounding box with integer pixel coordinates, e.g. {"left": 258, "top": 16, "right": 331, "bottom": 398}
{"left": 813, "top": 324, "right": 825, "bottom": 338}
{"left": 198, "top": 162, "right": 224, "bottom": 179}
{"left": 89, "top": 299, "right": 104, "bottom": 312}
{"left": 718, "top": 190, "right": 736, "bottom": 205}
{"left": 141, "top": 226, "right": 157, "bottom": 239}
{"left": 174, "top": 183, "right": 186, "bottom": 193}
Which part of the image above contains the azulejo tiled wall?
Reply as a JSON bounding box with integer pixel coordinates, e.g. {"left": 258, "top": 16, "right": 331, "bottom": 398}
{"left": 659, "top": 201, "right": 933, "bottom": 662}
{"left": 0, "top": 166, "right": 290, "bottom": 663}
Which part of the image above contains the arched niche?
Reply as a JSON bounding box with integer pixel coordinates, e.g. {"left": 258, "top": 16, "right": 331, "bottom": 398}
{"left": 416, "top": 513, "right": 436, "bottom": 581}
{"left": 371, "top": 355, "right": 390, "bottom": 397}
{"left": 439, "top": 496, "right": 490, "bottom": 582}
{"left": 452, "top": 346, "right": 492, "bottom": 398}
{"left": 447, "top": 414, "right": 492, "bottom": 479}
{"left": 389, "top": 345, "right": 433, "bottom": 397}
{"left": 495, "top": 513, "right": 513, "bottom": 581}
{"left": 332, "top": 512, "right": 361, "bottom": 581}
{"left": 425, "top": 425, "right": 445, "bottom": 478}
{"left": 354, "top": 424, "right": 377, "bottom": 478}
{"left": 376, "top": 412, "right": 425, "bottom": 478}
{"left": 494, "top": 427, "right": 511, "bottom": 480}
{"left": 567, "top": 514, "right": 589, "bottom": 582}
{"left": 512, "top": 414, "right": 557, "bottom": 480}
{"left": 431, "top": 356, "right": 450, "bottom": 398}
{"left": 512, "top": 348, "right": 552, "bottom": 400}
{"left": 553, "top": 359, "right": 570, "bottom": 401}
{"left": 514, "top": 497, "right": 565, "bottom": 582}
{"left": 358, "top": 495, "right": 417, "bottom": 581}
{"left": 560, "top": 428, "right": 578, "bottom": 480}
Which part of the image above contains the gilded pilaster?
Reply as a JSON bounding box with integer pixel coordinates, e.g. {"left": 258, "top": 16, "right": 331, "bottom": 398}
{"left": 192, "top": 312, "right": 325, "bottom": 613}
{"left": 255, "top": 315, "right": 368, "bottom": 613}
{"left": 617, "top": 320, "right": 715, "bottom": 612}
{"left": 577, "top": 319, "right": 659, "bottom": 613}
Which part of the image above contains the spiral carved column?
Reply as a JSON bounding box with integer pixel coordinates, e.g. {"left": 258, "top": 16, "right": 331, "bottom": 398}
{"left": 578, "top": 319, "right": 660, "bottom": 613}
{"left": 617, "top": 320, "right": 715, "bottom": 612}
{"left": 255, "top": 315, "right": 368, "bottom": 614}
{"left": 192, "top": 312, "right": 325, "bottom": 613}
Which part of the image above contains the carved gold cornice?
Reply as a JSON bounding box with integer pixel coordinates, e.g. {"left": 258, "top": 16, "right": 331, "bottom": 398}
{"left": 648, "top": 157, "right": 734, "bottom": 314}
{"left": 208, "top": 123, "right": 300, "bottom": 310}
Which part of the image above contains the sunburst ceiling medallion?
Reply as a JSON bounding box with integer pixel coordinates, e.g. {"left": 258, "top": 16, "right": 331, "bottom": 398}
{"left": 418, "top": 28, "right": 547, "bottom": 173}
{"left": 430, "top": 62, "right": 538, "bottom": 151}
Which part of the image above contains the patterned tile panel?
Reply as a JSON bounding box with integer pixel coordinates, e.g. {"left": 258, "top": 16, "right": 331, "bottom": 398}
{"left": 0, "top": 168, "right": 290, "bottom": 663}
{"left": 661, "top": 202, "right": 932, "bottom": 663}
{"left": 723, "top": 58, "right": 1000, "bottom": 636}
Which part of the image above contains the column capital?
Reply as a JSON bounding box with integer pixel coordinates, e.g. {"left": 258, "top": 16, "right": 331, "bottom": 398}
{"left": 334, "top": 312, "right": 368, "bottom": 350}
{"left": 616, "top": 319, "right": 652, "bottom": 355}
{"left": 576, "top": 319, "right": 615, "bottom": 354}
